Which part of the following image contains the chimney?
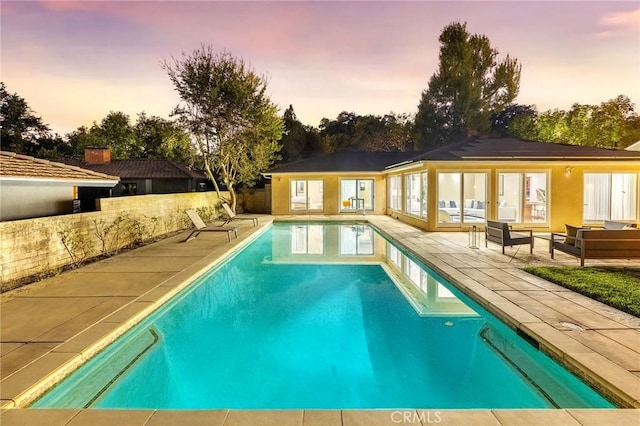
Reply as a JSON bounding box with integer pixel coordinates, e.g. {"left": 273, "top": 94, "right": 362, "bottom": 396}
{"left": 85, "top": 147, "right": 111, "bottom": 165}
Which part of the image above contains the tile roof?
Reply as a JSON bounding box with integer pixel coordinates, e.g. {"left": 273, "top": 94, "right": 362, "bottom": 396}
{"left": 266, "top": 151, "right": 423, "bottom": 174}
{"left": 416, "top": 138, "right": 640, "bottom": 161}
{"left": 0, "top": 151, "right": 120, "bottom": 183}
{"left": 56, "top": 158, "right": 206, "bottom": 180}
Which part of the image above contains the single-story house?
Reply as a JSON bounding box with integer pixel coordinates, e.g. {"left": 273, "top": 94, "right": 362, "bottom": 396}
{"left": 0, "top": 151, "right": 119, "bottom": 221}
{"left": 264, "top": 138, "right": 640, "bottom": 232}
{"left": 57, "top": 148, "right": 210, "bottom": 210}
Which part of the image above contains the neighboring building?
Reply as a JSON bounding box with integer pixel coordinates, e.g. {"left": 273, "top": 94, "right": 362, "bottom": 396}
{"left": 265, "top": 138, "right": 640, "bottom": 232}
{"left": 0, "top": 151, "right": 119, "bottom": 221}
{"left": 57, "top": 148, "right": 210, "bottom": 210}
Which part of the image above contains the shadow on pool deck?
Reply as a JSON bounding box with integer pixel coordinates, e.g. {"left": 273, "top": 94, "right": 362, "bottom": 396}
{"left": 1, "top": 215, "right": 639, "bottom": 425}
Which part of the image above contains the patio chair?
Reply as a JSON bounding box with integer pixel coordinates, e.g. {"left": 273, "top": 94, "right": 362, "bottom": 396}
{"left": 221, "top": 203, "right": 259, "bottom": 227}
{"left": 183, "top": 209, "right": 238, "bottom": 242}
{"left": 485, "top": 220, "right": 533, "bottom": 254}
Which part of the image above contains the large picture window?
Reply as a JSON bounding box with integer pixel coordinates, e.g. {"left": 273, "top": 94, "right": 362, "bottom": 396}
{"left": 584, "top": 173, "right": 637, "bottom": 222}
{"left": 290, "top": 180, "right": 323, "bottom": 211}
{"left": 388, "top": 175, "right": 402, "bottom": 211}
{"left": 404, "top": 172, "right": 427, "bottom": 219}
{"left": 437, "top": 172, "right": 486, "bottom": 224}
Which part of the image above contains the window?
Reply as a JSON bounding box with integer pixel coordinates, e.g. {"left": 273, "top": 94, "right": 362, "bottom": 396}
{"left": 290, "top": 180, "right": 323, "bottom": 211}
{"left": 388, "top": 175, "right": 402, "bottom": 211}
{"left": 497, "top": 172, "right": 548, "bottom": 224}
{"left": 340, "top": 179, "right": 374, "bottom": 211}
{"left": 121, "top": 182, "right": 137, "bottom": 195}
{"left": 405, "top": 172, "right": 427, "bottom": 218}
{"left": 584, "top": 173, "right": 637, "bottom": 222}
{"left": 437, "top": 172, "right": 487, "bottom": 224}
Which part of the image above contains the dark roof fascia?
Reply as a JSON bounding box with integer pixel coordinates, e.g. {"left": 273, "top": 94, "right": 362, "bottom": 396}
{"left": 405, "top": 138, "right": 640, "bottom": 163}
{"left": 266, "top": 151, "right": 427, "bottom": 175}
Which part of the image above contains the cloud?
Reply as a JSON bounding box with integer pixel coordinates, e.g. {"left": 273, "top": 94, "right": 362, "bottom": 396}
{"left": 599, "top": 7, "right": 640, "bottom": 35}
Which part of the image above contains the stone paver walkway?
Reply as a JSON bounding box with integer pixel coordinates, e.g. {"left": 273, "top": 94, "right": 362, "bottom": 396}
{"left": 1, "top": 215, "right": 639, "bottom": 425}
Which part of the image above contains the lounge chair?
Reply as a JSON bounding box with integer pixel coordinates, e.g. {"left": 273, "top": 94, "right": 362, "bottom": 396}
{"left": 221, "top": 203, "right": 259, "bottom": 227}
{"left": 184, "top": 209, "right": 238, "bottom": 242}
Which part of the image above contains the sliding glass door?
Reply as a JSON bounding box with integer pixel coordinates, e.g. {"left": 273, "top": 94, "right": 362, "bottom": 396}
{"left": 290, "top": 180, "right": 323, "bottom": 212}
{"left": 340, "top": 179, "right": 374, "bottom": 212}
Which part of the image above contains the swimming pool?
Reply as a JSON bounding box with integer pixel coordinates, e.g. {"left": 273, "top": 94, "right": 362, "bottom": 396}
{"left": 33, "top": 223, "right": 614, "bottom": 409}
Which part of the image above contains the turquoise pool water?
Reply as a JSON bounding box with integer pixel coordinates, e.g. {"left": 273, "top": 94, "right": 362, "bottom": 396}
{"left": 33, "top": 223, "right": 614, "bottom": 409}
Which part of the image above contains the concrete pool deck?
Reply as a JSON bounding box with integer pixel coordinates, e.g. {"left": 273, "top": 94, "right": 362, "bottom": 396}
{"left": 1, "top": 215, "right": 639, "bottom": 425}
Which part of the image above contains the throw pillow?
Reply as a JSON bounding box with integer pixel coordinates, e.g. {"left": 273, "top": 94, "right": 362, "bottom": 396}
{"left": 449, "top": 200, "right": 457, "bottom": 208}
{"left": 439, "top": 200, "right": 446, "bottom": 208}
{"left": 477, "top": 201, "right": 485, "bottom": 210}
{"left": 565, "top": 224, "right": 578, "bottom": 245}
{"left": 623, "top": 224, "right": 638, "bottom": 230}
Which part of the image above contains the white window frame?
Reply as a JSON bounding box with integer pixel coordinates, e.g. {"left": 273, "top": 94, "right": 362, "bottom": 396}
{"left": 583, "top": 172, "right": 638, "bottom": 223}
{"left": 387, "top": 175, "right": 402, "bottom": 211}
{"left": 404, "top": 172, "right": 427, "bottom": 219}
{"left": 289, "top": 179, "right": 323, "bottom": 212}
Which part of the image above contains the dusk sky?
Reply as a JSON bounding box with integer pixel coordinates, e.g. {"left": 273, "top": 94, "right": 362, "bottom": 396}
{"left": 2, "top": 1, "right": 639, "bottom": 135}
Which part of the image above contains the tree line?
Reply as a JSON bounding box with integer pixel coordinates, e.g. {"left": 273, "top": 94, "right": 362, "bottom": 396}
{"left": 0, "top": 82, "right": 196, "bottom": 165}
{"left": 2, "top": 21, "right": 639, "bottom": 206}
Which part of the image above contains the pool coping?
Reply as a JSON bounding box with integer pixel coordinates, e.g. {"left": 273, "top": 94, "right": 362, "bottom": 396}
{"left": 1, "top": 215, "right": 639, "bottom": 425}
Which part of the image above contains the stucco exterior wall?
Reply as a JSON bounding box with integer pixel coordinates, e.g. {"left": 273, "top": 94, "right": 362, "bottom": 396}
{"left": 270, "top": 161, "right": 639, "bottom": 233}
{"left": 0, "top": 191, "right": 227, "bottom": 285}
{"left": 386, "top": 162, "right": 640, "bottom": 232}
{"left": 271, "top": 174, "right": 387, "bottom": 215}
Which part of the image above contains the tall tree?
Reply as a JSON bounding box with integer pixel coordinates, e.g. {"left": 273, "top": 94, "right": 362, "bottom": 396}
{"left": 134, "top": 112, "right": 196, "bottom": 165}
{"left": 535, "top": 109, "right": 570, "bottom": 144}
{"left": 66, "top": 125, "right": 105, "bottom": 158}
{"left": 490, "top": 104, "right": 537, "bottom": 139}
{"left": 316, "top": 111, "right": 413, "bottom": 153}
{"left": 415, "top": 22, "right": 521, "bottom": 149}
{"left": 0, "top": 82, "right": 51, "bottom": 155}
{"left": 280, "top": 105, "right": 308, "bottom": 161}
{"left": 319, "top": 111, "right": 358, "bottom": 153}
{"left": 566, "top": 103, "right": 595, "bottom": 146}
{"left": 94, "top": 111, "right": 139, "bottom": 159}
{"left": 163, "top": 47, "right": 284, "bottom": 211}
{"left": 588, "top": 95, "right": 637, "bottom": 148}
{"left": 355, "top": 113, "right": 413, "bottom": 152}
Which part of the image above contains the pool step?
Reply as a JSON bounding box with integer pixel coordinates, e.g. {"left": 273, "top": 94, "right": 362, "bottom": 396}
{"left": 31, "top": 327, "right": 161, "bottom": 408}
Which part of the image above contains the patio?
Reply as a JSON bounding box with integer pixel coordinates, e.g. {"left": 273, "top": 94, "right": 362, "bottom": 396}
{"left": 1, "top": 215, "right": 639, "bottom": 425}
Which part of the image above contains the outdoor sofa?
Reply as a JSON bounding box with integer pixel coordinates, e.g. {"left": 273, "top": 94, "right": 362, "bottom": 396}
{"left": 551, "top": 222, "right": 640, "bottom": 266}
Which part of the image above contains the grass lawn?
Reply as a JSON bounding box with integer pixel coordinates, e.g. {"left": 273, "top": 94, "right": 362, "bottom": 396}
{"left": 522, "top": 266, "right": 640, "bottom": 318}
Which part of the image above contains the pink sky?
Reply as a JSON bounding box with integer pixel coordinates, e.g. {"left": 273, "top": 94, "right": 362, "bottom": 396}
{"left": 2, "top": 1, "right": 639, "bottom": 135}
